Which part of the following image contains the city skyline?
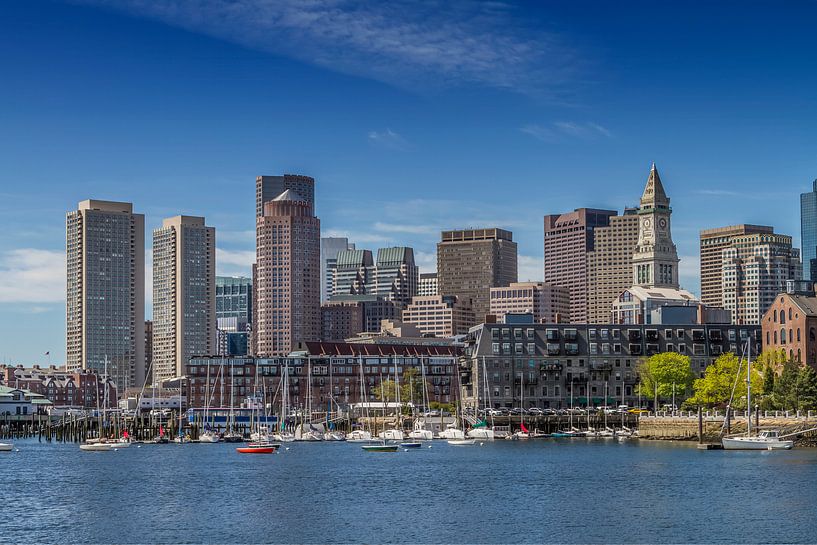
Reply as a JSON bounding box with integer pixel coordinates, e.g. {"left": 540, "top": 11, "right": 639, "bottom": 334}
{"left": 2, "top": 1, "right": 817, "bottom": 365}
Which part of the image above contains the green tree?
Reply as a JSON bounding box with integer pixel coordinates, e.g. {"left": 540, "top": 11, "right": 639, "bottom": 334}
{"left": 796, "top": 366, "right": 817, "bottom": 411}
{"left": 637, "top": 353, "right": 694, "bottom": 409}
{"left": 400, "top": 367, "right": 425, "bottom": 407}
{"left": 372, "top": 379, "right": 397, "bottom": 402}
{"left": 772, "top": 360, "right": 800, "bottom": 410}
{"left": 686, "top": 352, "right": 763, "bottom": 409}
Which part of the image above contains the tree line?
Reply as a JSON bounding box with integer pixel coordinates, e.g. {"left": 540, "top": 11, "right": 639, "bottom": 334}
{"left": 638, "top": 350, "right": 817, "bottom": 411}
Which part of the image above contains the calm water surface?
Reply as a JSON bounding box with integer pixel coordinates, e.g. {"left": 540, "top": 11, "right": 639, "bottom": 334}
{"left": 2, "top": 438, "right": 817, "bottom": 543}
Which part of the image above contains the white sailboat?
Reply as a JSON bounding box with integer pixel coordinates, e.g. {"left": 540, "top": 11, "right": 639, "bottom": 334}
{"left": 409, "top": 357, "right": 434, "bottom": 441}
{"left": 348, "top": 357, "right": 375, "bottom": 443}
{"left": 0, "top": 442, "right": 14, "bottom": 452}
{"left": 379, "top": 364, "right": 405, "bottom": 441}
{"left": 199, "top": 359, "right": 220, "bottom": 443}
{"left": 722, "top": 341, "right": 793, "bottom": 450}
{"left": 222, "top": 358, "right": 243, "bottom": 442}
{"left": 467, "top": 356, "right": 496, "bottom": 441}
{"left": 80, "top": 356, "right": 114, "bottom": 451}
{"left": 273, "top": 360, "right": 296, "bottom": 442}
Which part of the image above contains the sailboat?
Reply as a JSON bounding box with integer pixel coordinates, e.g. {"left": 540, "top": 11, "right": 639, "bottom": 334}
{"left": 722, "top": 342, "right": 794, "bottom": 450}
{"left": 295, "top": 358, "right": 324, "bottom": 441}
{"left": 222, "top": 358, "right": 243, "bottom": 442}
{"left": 80, "top": 356, "right": 115, "bottom": 451}
{"left": 467, "top": 357, "right": 496, "bottom": 441}
{"left": 363, "top": 371, "right": 400, "bottom": 452}
{"left": 199, "top": 359, "right": 220, "bottom": 443}
{"left": 379, "top": 365, "right": 405, "bottom": 441}
{"left": 512, "top": 371, "right": 530, "bottom": 440}
{"left": 349, "top": 357, "right": 375, "bottom": 443}
{"left": 273, "top": 361, "right": 295, "bottom": 442}
{"left": 409, "top": 357, "right": 434, "bottom": 441}
{"left": 446, "top": 369, "right": 473, "bottom": 445}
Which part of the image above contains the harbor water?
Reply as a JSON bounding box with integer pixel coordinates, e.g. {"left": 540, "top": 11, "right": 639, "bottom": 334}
{"left": 3, "top": 438, "right": 817, "bottom": 543}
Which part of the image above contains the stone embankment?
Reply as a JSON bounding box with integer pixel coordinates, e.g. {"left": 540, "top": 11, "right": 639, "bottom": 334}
{"left": 639, "top": 411, "right": 817, "bottom": 445}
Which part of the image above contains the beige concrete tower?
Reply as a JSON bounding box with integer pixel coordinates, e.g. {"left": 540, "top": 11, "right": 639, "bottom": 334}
{"left": 255, "top": 190, "right": 321, "bottom": 356}
{"left": 66, "top": 200, "right": 145, "bottom": 392}
{"left": 437, "top": 228, "right": 517, "bottom": 324}
{"left": 632, "top": 164, "right": 680, "bottom": 289}
{"left": 152, "top": 216, "right": 216, "bottom": 382}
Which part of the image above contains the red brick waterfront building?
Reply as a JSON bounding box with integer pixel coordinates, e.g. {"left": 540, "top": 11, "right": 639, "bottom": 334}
{"left": 0, "top": 365, "right": 117, "bottom": 408}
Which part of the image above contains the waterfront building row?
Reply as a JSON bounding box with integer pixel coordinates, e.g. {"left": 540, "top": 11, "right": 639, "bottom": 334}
{"left": 460, "top": 321, "right": 762, "bottom": 411}
{"left": 1, "top": 365, "right": 115, "bottom": 410}
{"left": 185, "top": 342, "right": 462, "bottom": 411}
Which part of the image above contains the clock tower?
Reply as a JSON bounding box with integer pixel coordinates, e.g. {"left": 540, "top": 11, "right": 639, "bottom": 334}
{"left": 632, "top": 163, "right": 680, "bottom": 289}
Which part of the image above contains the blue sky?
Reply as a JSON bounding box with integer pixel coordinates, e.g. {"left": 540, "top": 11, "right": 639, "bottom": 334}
{"left": 1, "top": 0, "right": 816, "bottom": 365}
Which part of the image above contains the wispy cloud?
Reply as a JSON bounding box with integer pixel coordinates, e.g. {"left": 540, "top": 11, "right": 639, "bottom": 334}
{"left": 368, "top": 129, "right": 410, "bottom": 151}
{"left": 678, "top": 255, "right": 700, "bottom": 297}
{"left": 216, "top": 248, "right": 255, "bottom": 276}
{"left": 323, "top": 229, "right": 396, "bottom": 245}
{"left": 521, "top": 121, "right": 612, "bottom": 142}
{"left": 82, "top": 0, "right": 579, "bottom": 96}
{"left": 517, "top": 255, "right": 543, "bottom": 282}
{"left": 0, "top": 249, "right": 65, "bottom": 304}
{"left": 372, "top": 221, "right": 436, "bottom": 235}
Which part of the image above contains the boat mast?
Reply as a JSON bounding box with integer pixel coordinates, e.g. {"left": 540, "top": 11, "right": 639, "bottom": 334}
{"left": 747, "top": 339, "right": 752, "bottom": 437}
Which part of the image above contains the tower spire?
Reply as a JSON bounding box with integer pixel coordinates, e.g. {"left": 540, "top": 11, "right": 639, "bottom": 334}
{"left": 640, "top": 162, "right": 669, "bottom": 208}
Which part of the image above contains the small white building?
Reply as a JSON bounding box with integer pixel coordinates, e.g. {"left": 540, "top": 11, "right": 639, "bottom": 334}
{"left": 0, "top": 385, "right": 51, "bottom": 416}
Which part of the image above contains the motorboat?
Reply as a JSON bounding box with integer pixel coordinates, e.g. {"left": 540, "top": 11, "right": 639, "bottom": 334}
{"left": 722, "top": 430, "right": 794, "bottom": 450}
{"left": 222, "top": 431, "right": 244, "bottom": 443}
{"left": 324, "top": 431, "right": 346, "bottom": 441}
{"left": 400, "top": 442, "right": 423, "bottom": 449}
{"left": 408, "top": 428, "right": 434, "bottom": 441}
{"left": 273, "top": 431, "right": 296, "bottom": 443}
{"left": 362, "top": 443, "right": 399, "bottom": 452}
{"left": 236, "top": 442, "right": 278, "bottom": 454}
{"left": 447, "top": 438, "right": 476, "bottom": 446}
{"left": 437, "top": 424, "right": 465, "bottom": 440}
{"left": 346, "top": 430, "right": 375, "bottom": 443}
{"left": 199, "top": 430, "right": 220, "bottom": 443}
{"left": 466, "top": 427, "right": 495, "bottom": 441}
{"left": 378, "top": 428, "right": 405, "bottom": 441}
{"left": 0, "top": 442, "right": 13, "bottom": 452}
{"left": 80, "top": 442, "right": 114, "bottom": 452}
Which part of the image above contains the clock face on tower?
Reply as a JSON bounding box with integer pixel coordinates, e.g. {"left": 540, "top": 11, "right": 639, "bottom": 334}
{"left": 658, "top": 217, "right": 667, "bottom": 229}
{"left": 643, "top": 218, "right": 651, "bottom": 229}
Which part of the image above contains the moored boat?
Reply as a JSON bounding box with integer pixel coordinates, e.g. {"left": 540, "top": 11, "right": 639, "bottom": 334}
{"left": 447, "top": 438, "right": 476, "bottom": 446}
{"left": 722, "top": 430, "right": 793, "bottom": 450}
{"left": 362, "top": 443, "right": 399, "bottom": 452}
{"left": 0, "top": 442, "right": 14, "bottom": 451}
{"left": 400, "top": 442, "right": 422, "bottom": 449}
{"left": 80, "top": 442, "right": 114, "bottom": 452}
{"left": 236, "top": 442, "right": 278, "bottom": 454}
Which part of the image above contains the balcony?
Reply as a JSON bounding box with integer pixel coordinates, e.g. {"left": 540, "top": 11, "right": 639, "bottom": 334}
{"left": 546, "top": 343, "right": 561, "bottom": 356}
{"left": 564, "top": 343, "right": 579, "bottom": 356}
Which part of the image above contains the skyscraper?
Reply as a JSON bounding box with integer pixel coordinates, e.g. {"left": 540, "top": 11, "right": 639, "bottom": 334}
{"left": 256, "top": 174, "right": 315, "bottom": 217}
{"left": 66, "top": 200, "right": 145, "bottom": 392}
{"left": 152, "top": 216, "right": 216, "bottom": 382}
{"left": 437, "top": 228, "right": 517, "bottom": 323}
{"left": 544, "top": 208, "right": 616, "bottom": 324}
{"left": 372, "top": 247, "right": 418, "bottom": 306}
{"left": 586, "top": 208, "right": 640, "bottom": 324}
{"left": 801, "top": 180, "right": 817, "bottom": 281}
{"left": 255, "top": 189, "right": 321, "bottom": 356}
{"left": 320, "top": 237, "right": 355, "bottom": 302}
{"left": 216, "top": 276, "right": 253, "bottom": 323}
{"left": 699, "top": 224, "right": 774, "bottom": 308}
{"left": 333, "top": 249, "right": 375, "bottom": 296}
{"left": 722, "top": 231, "right": 801, "bottom": 324}
{"left": 489, "top": 282, "right": 570, "bottom": 323}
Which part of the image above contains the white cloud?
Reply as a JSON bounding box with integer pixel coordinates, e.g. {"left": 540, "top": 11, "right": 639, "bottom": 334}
{"left": 678, "top": 254, "right": 701, "bottom": 297}
{"left": 323, "top": 229, "right": 396, "bottom": 245}
{"left": 216, "top": 248, "right": 255, "bottom": 276}
{"left": 82, "top": 0, "right": 577, "bottom": 96}
{"left": 414, "top": 251, "right": 436, "bottom": 273}
{"left": 368, "top": 129, "right": 410, "bottom": 151}
{"left": 372, "top": 222, "right": 436, "bottom": 235}
{"left": 521, "top": 121, "right": 612, "bottom": 142}
{"left": 0, "top": 249, "right": 65, "bottom": 304}
{"left": 518, "top": 255, "right": 543, "bottom": 282}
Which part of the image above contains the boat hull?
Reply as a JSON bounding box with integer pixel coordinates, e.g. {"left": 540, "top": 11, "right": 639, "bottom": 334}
{"left": 447, "top": 439, "right": 476, "bottom": 446}
{"left": 467, "top": 428, "right": 495, "bottom": 440}
{"left": 80, "top": 443, "right": 113, "bottom": 451}
{"left": 362, "top": 445, "right": 399, "bottom": 452}
{"left": 0, "top": 443, "right": 13, "bottom": 451}
{"left": 722, "top": 437, "right": 794, "bottom": 450}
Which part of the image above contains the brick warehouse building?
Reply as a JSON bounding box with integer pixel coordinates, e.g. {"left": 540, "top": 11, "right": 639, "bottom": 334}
{"left": 761, "top": 284, "right": 817, "bottom": 366}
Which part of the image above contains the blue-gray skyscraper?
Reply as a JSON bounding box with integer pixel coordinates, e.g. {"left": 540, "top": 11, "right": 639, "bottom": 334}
{"left": 800, "top": 180, "right": 817, "bottom": 281}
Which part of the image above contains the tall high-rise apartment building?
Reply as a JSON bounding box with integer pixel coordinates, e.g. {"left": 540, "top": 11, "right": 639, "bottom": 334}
{"left": 372, "top": 247, "right": 418, "bottom": 306}
{"left": 66, "top": 200, "right": 145, "bottom": 392}
{"left": 152, "top": 216, "right": 216, "bottom": 382}
{"left": 216, "top": 276, "right": 253, "bottom": 323}
{"left": 330, "top": 246, "right": 418, "bottom": 307}
{"left": 333, "top": 249, "right": 375, "bottom": 296}
{"left": 544, "top": 208, "right": 616, "bottom": 324}
{"left": 320, "top": 237, "right": 355, "bottom": 302}
{"left": 699, "top": 225, "right": 774, "bottom": 308}
{"left": 722, "top": 231, "right": 801, "bottom": 324}
{"left": 801, "top": 180, "right": 817, "bottom": 281}
{"left": 586, "top": 208, "right": 640, "bottom": 324}
{"left": 255, "top": 189, "right": 321, "bottom": 356}
{"left": 489, "top": 282, "right": 570, "bottom": 323}
{"left": 437, "top": 228, "right": 517, "bottom": 323}
{"left": 256, "top": 174, "right": 315, "bottom": 217}
{"left": 419, "top": 272, "right": 438, "bottom": 296}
